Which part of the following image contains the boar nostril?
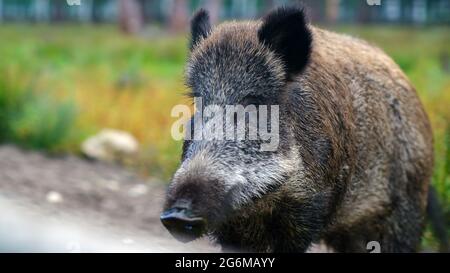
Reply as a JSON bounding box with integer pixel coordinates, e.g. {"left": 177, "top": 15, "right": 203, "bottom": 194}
{"left": 160, "top": 208, "right": 206, "bottom": 243}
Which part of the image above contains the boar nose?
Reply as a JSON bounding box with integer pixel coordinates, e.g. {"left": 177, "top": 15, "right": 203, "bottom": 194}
{"left": 160, "top": 207, "right": 206, "bottom": 243}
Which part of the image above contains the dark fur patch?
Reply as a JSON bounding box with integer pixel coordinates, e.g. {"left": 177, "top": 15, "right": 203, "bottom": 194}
{"left": 258, "top": 6, "right": 312, "bottom": 77}
{"left": 165, "top": 174, "right": 233, "bottom": 227}
{"left": 190, "top": 9, "right": 212, "bottom": 50}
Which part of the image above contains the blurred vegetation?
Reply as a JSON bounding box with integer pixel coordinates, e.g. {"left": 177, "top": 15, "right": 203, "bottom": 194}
{"left": 0, "top": 24, "right": 448, "bottom": 249}
{"left": 0, "top": 25, "right": 190, "bottom": 179}
{"left": 0, "top": 63, "right": 77, "bottom": 152}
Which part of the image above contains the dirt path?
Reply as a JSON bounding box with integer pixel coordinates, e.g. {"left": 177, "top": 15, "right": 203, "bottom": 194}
{"left": 0, "top": 145, "right": 218, "bottom": 252}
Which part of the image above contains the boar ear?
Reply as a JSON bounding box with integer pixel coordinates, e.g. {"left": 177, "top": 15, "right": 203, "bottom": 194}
{"left": 190, "top": 9, "right": 212, "bottom": 50}
{"left": 258, "top": 6, "right": 312, "bottom": 77}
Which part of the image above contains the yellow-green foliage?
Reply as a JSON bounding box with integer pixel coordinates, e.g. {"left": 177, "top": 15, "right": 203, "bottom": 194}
{"left": 0, "top": 25, "right": 449, "bottom": 226}
{"left": 0, "top": 62, "right": 78, "bottom": 152}
{"left": 0, "top": 25, "right": 191, "bottom": 178}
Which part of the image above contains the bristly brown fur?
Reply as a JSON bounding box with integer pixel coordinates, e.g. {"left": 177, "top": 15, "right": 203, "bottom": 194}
{"left": 164, "top": 6, "right": 434, "bottom": 253}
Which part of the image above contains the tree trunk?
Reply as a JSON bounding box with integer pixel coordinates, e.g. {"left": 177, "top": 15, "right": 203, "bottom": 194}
{"left": 34, "top": 0, "right": 50, "bottom": 22}
{"left": 0, "top": 0, "right": 4, "bottom": 22}
{"left": 357, "top": 1, "right": 372, "bottom": 23}
{"left": 169, "top": 0, "right": 188, "bottom": 33}
{"left": 77, "top": 0, "right": 93, "bottom": 22}
{"left": 52, "top": 0, "right": 65, "bottom": 22}
{"left": 205, "top": 0, "right": 222, "bottom": 25}
{"left": 141, "top": 0, "right": 155, "bottom": 24}
{"left": 301, "top": 0, "right": 325, "bottom": 23}
{"left": 325, "top": 0, "right": 340, "bottom": 23}
{"left": 119, "top": 0, "right": 144, "bottom": 34}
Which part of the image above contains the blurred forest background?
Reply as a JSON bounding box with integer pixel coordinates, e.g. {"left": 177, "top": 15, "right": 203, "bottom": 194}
{"left": 0, "top": 0, "right": 449, "bottom": 250}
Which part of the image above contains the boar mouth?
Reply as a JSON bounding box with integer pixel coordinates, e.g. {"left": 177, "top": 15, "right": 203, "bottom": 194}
{"left": 160, "top": 207, "right": 207, "bottom": 243}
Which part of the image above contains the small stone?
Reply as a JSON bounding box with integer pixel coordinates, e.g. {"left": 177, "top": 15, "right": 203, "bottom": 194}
{"left": 128, "top": 184, "right": 148, "bottom": 197}
{"left": 81, "top": 129, "right": 139, "bottom": 162}
{"left": 46, "top": 191, "right": 63, "bottom": 203}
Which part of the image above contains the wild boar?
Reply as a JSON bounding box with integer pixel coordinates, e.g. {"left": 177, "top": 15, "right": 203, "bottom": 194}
{"left": 161, "top": 6, "right": 436, "bottom": 253}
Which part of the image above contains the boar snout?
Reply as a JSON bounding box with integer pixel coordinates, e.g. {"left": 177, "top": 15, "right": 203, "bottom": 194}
{"left": 160, "top": 201, "right": 207, "bottom": 243}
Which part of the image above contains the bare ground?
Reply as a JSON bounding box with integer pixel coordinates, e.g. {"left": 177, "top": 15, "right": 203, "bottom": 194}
{"left": 0, "top": 145, "right": 218, "bottom": 252}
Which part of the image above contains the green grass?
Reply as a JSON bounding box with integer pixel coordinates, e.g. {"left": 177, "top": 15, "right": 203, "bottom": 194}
{"left": 0, "top": 24, "right": 449, "bottom": 249}
{"left": 0, "top": 68, "right": 78, "bottom": 152}
{"left": 0, "top": 24, "right": 189, "bottom": 178}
